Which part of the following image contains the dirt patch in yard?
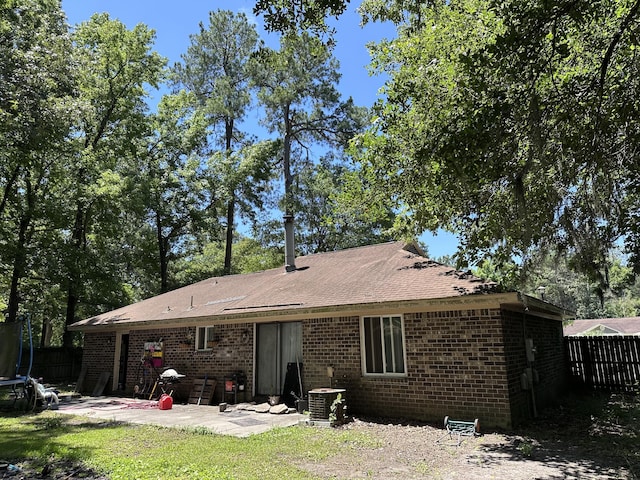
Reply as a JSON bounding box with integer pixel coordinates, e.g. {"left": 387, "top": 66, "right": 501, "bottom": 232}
{"left": 296, "top": 391, "right": 640, "bottom": 479}
{"left": 0, "top": 459, "right": 108, "bottom": 480}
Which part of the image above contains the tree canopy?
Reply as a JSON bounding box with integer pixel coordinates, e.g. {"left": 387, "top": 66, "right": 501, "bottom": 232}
{"left": 249, "top": 32, "right": 369, "bottom": 268}
{"left": 474, "top": 249, "right": 640, "bottom": 319}
{"left": 1, "top": 2, "right": 384, "bottom": 345}
{"left": 258, "top": 0, "right": 640, "bottom": 286}
{"left": 15, "top": 0, "right": 640, "bottom": 344}
{"left": 254, "top": 0, "right": 350, "bottom": 36}
{"left": 0, "top": 0, "right": 77, "bottom": 323}
{"left": 59, "top": 13, "right": 166, "bottom": 345}
{"left": 173, "top": 10, "right": 262, "bottom": 275}
{"left": 356, "top": 0, "right": 640, "bottom": 287}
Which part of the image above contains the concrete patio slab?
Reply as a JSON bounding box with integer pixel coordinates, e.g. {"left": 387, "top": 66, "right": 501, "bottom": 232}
{"left": 54, "top": 396, "right": 307, "bottom": 437}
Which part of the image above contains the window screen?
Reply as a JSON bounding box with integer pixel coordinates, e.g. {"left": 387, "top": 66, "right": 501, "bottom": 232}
{"left": 362, "top": 316, "right": 405, "bottom": 375}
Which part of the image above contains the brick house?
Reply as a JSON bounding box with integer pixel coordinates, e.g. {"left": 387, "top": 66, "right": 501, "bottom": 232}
{"left": 564, "top": 317, "right": 640, "bottom": 336}
{"left": 70, "top": 241, "right": 570, "bottom": 428}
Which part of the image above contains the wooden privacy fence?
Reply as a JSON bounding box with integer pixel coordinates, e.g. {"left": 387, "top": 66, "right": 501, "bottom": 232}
{"left": 19, "top": 347, "right": 83, "bottom": 382}
{"left": 565, "top": 336, "right": 640, "bottom": 392}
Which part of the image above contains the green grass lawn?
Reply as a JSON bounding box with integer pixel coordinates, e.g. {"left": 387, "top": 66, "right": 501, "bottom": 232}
{"left": 0, "top": 412, "right": 379, "bottom": 479}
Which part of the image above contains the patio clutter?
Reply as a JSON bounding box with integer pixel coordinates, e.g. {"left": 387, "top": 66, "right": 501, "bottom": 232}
{"left": 134, "top": 366, "right": 185, "bottom": 401}
{"left": 134, "top": 341, "right": 181, "bottom": 400}
{"left": 188, "top": 374, "right": 216, "bottom": 405}
{"left": 26, "top": 377, "right": 60, "bottom": 410}
{"left": 158, "top": 393, "right": 173, "bottom": 410}
{"left": 52, "top": 396, "right": 305, "bottom": 437}
{"left": 223, "top": 372, "right": 246, "bottom": 404}
{"left": 234, "top": 401, "right": 295, "bottom": 415}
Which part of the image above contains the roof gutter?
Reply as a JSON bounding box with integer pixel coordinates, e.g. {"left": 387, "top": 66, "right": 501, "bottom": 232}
{"left": 68, "top": 292, "right": 525, "bottom": 332}
{"left": 510, "top": 292, "right": 575, "bottom": 321}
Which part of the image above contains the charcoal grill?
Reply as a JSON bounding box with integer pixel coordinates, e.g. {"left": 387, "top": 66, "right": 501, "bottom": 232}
{"left": 147, "top": 368, "right": 185, "bottom": 400}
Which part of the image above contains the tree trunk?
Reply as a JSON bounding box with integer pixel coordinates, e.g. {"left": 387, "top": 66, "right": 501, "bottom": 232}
{"left": 223, "top": 118, "right": 235, "bottom": 276}
{"left": 62, "top": 203, "right": 85, "bottom": 347}
{"left": 40, "top": 315, "right": 52, "bottom": 348}
{"left": 223, "top": 195, "right": 235, "bottom": 275}
{"left": 6, "top": 174, "right": 33, "bottom": 324}
{"left": 62, "top": 290, "right": 78, "bottom": 347}
{"left": 156, "top": 210, "right": 169, "bottom": 293}
{"left": 283, "top": 106, "right": 293, "bottom": 217}
{"left": 283, "top": 105, "right": 296, "bottom": 271}
{"left": 7, "top": 216, "right": 29, "bottom": 323}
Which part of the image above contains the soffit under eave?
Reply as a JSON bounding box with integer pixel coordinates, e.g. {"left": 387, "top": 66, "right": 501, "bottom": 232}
{"left": 501, "top": 296, "right": 574, "bottom": 322}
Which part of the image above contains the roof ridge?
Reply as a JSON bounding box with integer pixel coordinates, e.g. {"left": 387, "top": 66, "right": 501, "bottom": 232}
{"left": 296, "top": 241, "right": 406, "bottom": 260}
{"left": 572, "top": 317, "right": 640, "bottom": 322}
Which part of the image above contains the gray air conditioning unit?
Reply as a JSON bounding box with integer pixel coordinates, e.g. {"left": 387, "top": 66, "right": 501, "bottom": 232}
{"left": 308, "top": 388, "right": 346, "bottom": 426}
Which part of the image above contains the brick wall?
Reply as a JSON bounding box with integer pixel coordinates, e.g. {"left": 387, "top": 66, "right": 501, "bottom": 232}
{"left": 83, "top": 323, "right": 253, "bottom": 404}
{"left": 303, "top": 316, "right": 361, "bottom": 393}
{"left": 302, "top": 309, "right": 514, "bottom": 428}
{"left": 501, "top": 309, "right": 567, "bottom": 426}
{"left": 80, "top": 306, "right": 565, "bottom": 428}
{"left": 81, "top": 332, "right": 116, "bottom": 395}
{"left": 128, "top": 324, "right": 253, "bottom": 404}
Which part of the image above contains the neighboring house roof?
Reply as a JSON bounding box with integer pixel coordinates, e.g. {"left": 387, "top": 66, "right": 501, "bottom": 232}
{"left": 563, "top": 317, "right": 640, "bottom": 336}
{"left": 70, "top": 241, "right": 564, "bottom": 331}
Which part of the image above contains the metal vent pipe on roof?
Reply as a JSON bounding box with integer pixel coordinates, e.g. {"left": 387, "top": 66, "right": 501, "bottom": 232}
{"left": 284, "top": 214, "right": 296, "bottom": 272}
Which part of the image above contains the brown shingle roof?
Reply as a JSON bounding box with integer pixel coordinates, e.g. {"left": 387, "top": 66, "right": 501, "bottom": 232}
{"left": 71, "top": 241, "right": 497, "bottom": 329}
{"left": 563, "top": 317, "right": 640, "bottom": 336}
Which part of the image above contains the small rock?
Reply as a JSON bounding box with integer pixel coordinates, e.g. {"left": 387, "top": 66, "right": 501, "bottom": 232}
{"left": 41, "top": 462, "right": 52, "bottom": 477}
{"left": 6, "top": 463, "right": 21, "bottom": 476}
{"left": 254, "top": 402, "right": 271, "bottom": 413}
{"left": 269, "top": 404, "right": 289, "bottom": 414}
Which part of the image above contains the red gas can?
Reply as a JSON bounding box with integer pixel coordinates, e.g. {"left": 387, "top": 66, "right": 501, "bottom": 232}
{"left": 158, "top": 394, "right": 173, "bottom": 410}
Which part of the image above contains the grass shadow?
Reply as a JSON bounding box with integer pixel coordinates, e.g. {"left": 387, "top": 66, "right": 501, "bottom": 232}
{"left": 0, "top": 410, "right": 129, "bottom": 468}
{"left": 473, "top": 391, "right": 639, "bottom": 479}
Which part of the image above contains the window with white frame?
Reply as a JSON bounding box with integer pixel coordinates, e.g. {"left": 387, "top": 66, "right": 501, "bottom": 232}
{"left": 196, "top": 326, "right": 216, "bottom": 350}
{"left": 361, "top": 315, "right": 406, "bottom": 375}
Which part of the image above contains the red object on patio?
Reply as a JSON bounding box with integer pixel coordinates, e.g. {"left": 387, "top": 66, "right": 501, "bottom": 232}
{"left": 158, "top": 394, "right": 173, "bottom": 410}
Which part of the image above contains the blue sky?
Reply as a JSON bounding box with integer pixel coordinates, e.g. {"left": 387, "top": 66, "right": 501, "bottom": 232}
{"left": 61, "top": 1, "right": 459, "bottom": 259}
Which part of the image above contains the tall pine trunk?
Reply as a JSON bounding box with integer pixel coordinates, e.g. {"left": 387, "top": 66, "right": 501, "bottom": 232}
{"left": 223, "top": 119, "right": 235, "bottom": 275}
{"left": 156, "top": 210, "right": 169, "bottom": 293}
